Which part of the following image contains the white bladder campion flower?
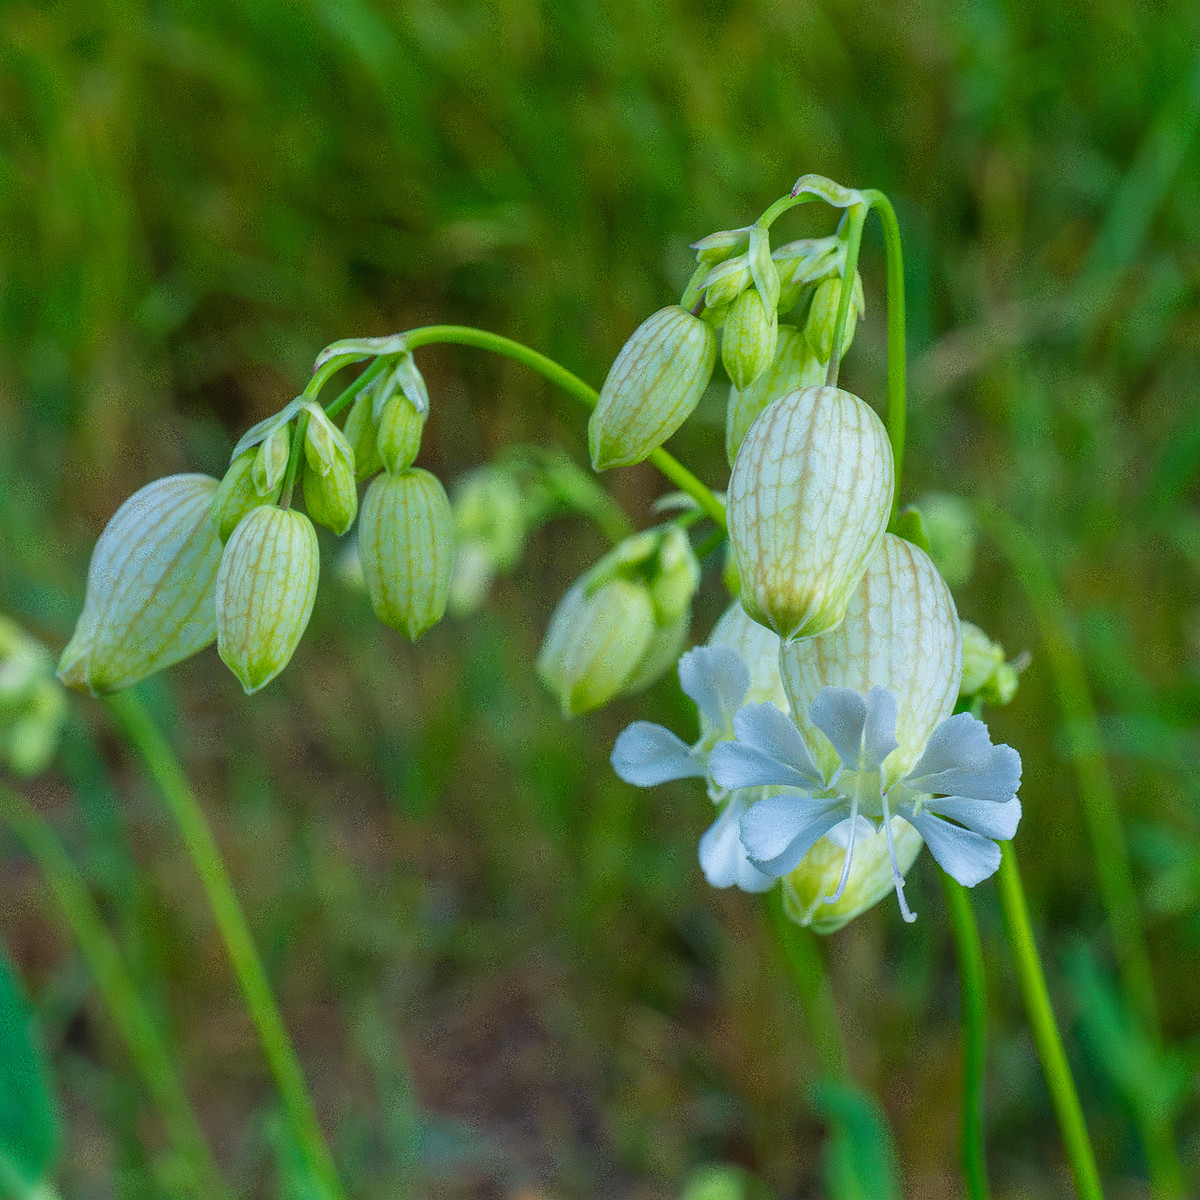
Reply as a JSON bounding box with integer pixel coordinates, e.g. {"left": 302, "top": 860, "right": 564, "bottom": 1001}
{"left": 710, "top": 535, "right": 1022, "bottom": 921}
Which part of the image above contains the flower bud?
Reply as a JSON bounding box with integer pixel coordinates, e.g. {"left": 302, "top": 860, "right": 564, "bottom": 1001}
{"left": 782, "top": 816, "right": 924, "bottom": 934}
{"left": 960, "top": 621, "right": 1019, "bottom": 707}
{"left": 702, "top": 254, "right": 752, "bottom": 309}
{"left": 448, "top": 468, "right": 528, "bottom": 615}
{"left": 728, "top": 385, "right": 894, "bottom": 641}
{"left": 342, "top": 390, "right": 385, "bottom": 480}
{"left": 725, "top": 325, "right": 823, "bottom": 465}
{"left": 1, "top": 619, "right": 67, "bottom": 776}
{"left": 779, "top": 533, "right": 962, "bottom": 783}
{"left": 58, "top": 475, "right": 223, "bottom": 695}
{"left": 721, "top": 288, "right": 778, "bottom": 390}
{"left": 301, "top": 404, "right": 358, "bottom": 535}
{"left": 216, "top": 506, "right": 319, "bottom": 693}
{"left": 647, "top": 525, "right": 701, "bottom": 625}
{"left": 916, "top": 493, "right": 978, "bottom": 589}
{"left": 210, "top": 450, "right": 283, "bottom": 542}
{"left": 376, "top": 395, "right": 427, "bottom": 473}
{"left": 691, "top": 228, "right": 750, "bottom": 266}
{"left": 358, "top": 468, "right": 454, "bottom": 640}
{"left": 536, "top": 577, "right": 656, "bottom": 717}
{"left": 772, "top": 237, "right": 841, "bottom": 314}
{"left": 805, "top": 274, "right": 864, "bottom": 363}
{"left": 253, "top": 424, "right": 291, "bottom": 495}
{"left": 588, "top": 306, "right": 717, "bottom": 470}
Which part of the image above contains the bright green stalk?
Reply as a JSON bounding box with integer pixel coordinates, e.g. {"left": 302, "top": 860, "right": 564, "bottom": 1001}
{"left": 996, "top": 843, "right": 1105, "bottom": 1200}
{"left": 103, "top": 692, "right": 345, "bottom": 1200}
{"left": 0, "top": 781, "right": 228, "bottom": 1200}
{"left": 401, "top": 325, "right": 728, "bottom": 530}
{"left": 940, "top": 872, "right": 991, "bottom": 1200}
{"left": 825, "top": 202, "right": 867, "bottom": 389}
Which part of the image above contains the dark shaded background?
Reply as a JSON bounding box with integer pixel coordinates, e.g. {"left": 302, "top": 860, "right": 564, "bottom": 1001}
{"left": 2, "top": 1, "right": 1199, "bottom": 1196}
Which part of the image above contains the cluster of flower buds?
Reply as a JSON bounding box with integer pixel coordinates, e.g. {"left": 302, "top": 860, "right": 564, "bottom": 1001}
{"left": 57, "top": 336, "right": 457, "bottom": 696}
{"left": 1, "top": 617, "right": 66, "bottom": 776}
{"left": 537, "top": 525, "right": 700, "bottom": 717}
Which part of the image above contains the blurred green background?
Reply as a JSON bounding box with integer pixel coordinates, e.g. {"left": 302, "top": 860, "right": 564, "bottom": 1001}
{"left": 2, "top": 0, "right": 1200, "bottom": 1196}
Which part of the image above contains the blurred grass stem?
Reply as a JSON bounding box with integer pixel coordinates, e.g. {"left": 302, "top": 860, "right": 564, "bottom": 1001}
{"left": 0, "top": 781, "right": 229, "bottom": 1200}
{"left": 940, "top": 872, "right": 991, "bottom": 1200}
{"left": 103, "top": 692, "right": 346, "bottom": 1200}
{"left": 402, "top": 325, "right": 727, "bottom": 529}
{"left": 996, "top": 843, "right": 1104, "bottom": 1200}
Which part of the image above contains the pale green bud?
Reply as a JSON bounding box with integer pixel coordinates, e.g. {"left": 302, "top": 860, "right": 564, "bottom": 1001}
{"left": 805, "top": 274, "right": 864, "bottom": 363}
{"left": 960, "top": 621, "right": 1019, "bottom": 706}
{"left": 621, "top": 611, "right": 689, "bottom": 695}
{"left": 358, "top": 468, "right": 454, "bottom": 640}
{"left": 783, "top": 817, "right": 924, "bottom": 934}
{"left": 647, "top": 525, "right": 701, "bottom": 624}
{"left": 721, "top": 288, "right": 778, "bottom": 390}
{"left": 917, "top": 493, "right": 978, "bottom": 589}
{"left": 58, "top": 474, "right": 223, "bottom": 695}
{"left": 780, "top": 534, "right": 962, "bottom": 784}
{"left": 215, "top": 506, "right": 319, "bottom": 693}
{"left": 536, "top": 577, "right": 655, "bottom": 717}
{"left": 1, "top": 619, "right": 66, "bottom": 776}
{"left": 342, "top": 390, "right": 385, "bottom": 480}
{"left": 588, "top": 306, "right": 717, "bottom": 471}
{"left": 376, "top": 395, "right": 427, "bottom": 474}
{"left": 702, "top": 253, "right": 752, "bottom": 310}
{"left": 447, "top": 468, "right": 527, "bottom": 616}
{"left": 691, "top": 228, "right": 751, "bottom": 266}
{"left": 300, "top": 404, "right": 358, "bottom": 535}
{"left": 253, "top": 424, "right": 291, "bottom": 495}
{"left": 772, "top": 236, "right": 841, "bottom": 313}
{"left": 210, "top": 450, "right": 283, "bottom": 542}
{"left": 725, "top": 325, "right": 823, "bottom": 466}
{"left": 728, "top": 386, "right": 894, "bottom": 641}
{"left": 302, "top": 403, "right": 350, "bottom": 476}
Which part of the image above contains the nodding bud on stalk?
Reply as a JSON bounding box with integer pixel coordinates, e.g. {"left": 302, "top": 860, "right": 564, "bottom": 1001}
{"left": 783, "top": 818, "right": 925, "bottom": 934}
{"left": 58, "top": 474, "right": 223, "bottom": 696}
{"left": 779, "top": 533, "right": 962, "bottom": 785}
{"left": 342, "top": 390, "right": 385, "bottom": 480}
{"left": 537, "top": 526, "right": 701, "bottom": 716}
{"left": 301, "top": 404, "right": 358, "bottom": 535}
{"left": 702, "top": 254, "right": 752, "bottom": 310}
{"left": 725, "top": 325, "right": 824, "bottom": 466}
{"left": 215, "top": 506, "right": 320, "bottom": 694}
{"left": 728, "top": 385, "right": 894, "bottom": 641}
{"left": 358, "top": 468, "right": 454, "bottom": 640}
{"left": 691, "top": 228, "right": 751, "bottom": 267}
{"left": 376, "top": 395, "right": 426, "bottom": 474}
{"left": 588, "top": 307, "right": 717, "bottom": 470}
{"left": 210, "top": 449, "right": 283, "bottom": 542}
{"left": 721, "top": 288, "right": 778, "bottom": 390}
{"left": 805, "top": 274, "right": 865, "bottom": 364}
{"left": 253, "top": 424, "right": 291, "bottom": 496}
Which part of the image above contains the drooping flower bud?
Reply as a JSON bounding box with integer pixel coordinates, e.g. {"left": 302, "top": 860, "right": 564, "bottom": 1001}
{"left": 252, "top": 424, "right": 291, "bottom": 496}
{"left": 772, "top": 236, "right": 841, "bottom": 314}
{"left": 358, "top": 468, "right": 454, "bottom": 640}
{"left": 725, "top": 325, "right": 823, "bottom": 466}
{"left": 721, "top": 288, "right": 778, "bottom": 390}
{"left": 779, "top": 533, "right": 962, "bottom": 784}
{"left": 805, "top": 273, "right": 864, "bottom": 363}
{"left": 215, "top": 506, "right": 320, "bottom": 694}
{"left": 702, "top": 254, "right": 752, "bottom": 310}
{"left": 376, "top": 395, "right": 426, "bottom": 473}
{"left": 58, "top": 474, "right": 223, "bottom": 695}
{"left": 782, "top": 817, "right": 924, "bottom": 934}
{"left": 728, "top": 385, "right": 894, "bottom": 641}
{"left": 691, "top": 228, "right": 751, "bottom": 267}
{"left": 588, "top": 306, "right": 717, "bottom": 470}
{"left": 1, "top": 618, "right": 67, "bottom": 776}
{"left": 342, "top": 390, "right": 384, "bottom": 480}
{"left": 960, "top": 621, "right": 1020, "bottom": 707}
{"left": 210, "top": 450, "right": 283, "bottom": 542}
{"left": 301, "top": 404, "right": 358, "bottom": 535}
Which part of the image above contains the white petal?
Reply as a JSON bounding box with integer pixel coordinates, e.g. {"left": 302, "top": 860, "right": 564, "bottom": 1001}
{"left": 926, "top": 794, "right": 1022, "bottom": 842}
{"left": 809, "top": 687, "right": 867, "bottom": 767}
{"left": 678, "top": 644, "right": 749, "bottom": 730}
{"left": 862, "top": 687, "right": 900, "bottom": 770}
{"left": 903, "top": 808, "right": 1002, "bottom": 886}
{"left": 612, "top": 722, "right": 705, "bottom": 786}
{"left": 734, "top": 702, "right": 824, "bottom": 783}
{"left": 905, "top": 712, "right": 1022, "bottom": 801}
{"left": 699, "top": 794, "right": 774, "bottom": 892}
{"left": 739, "top": 793, "right": 847, "bottom": 877}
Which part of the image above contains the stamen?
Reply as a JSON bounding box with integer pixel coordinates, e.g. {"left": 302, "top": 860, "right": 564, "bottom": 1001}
{"left": 824, "top": 796, "right": 859, "bottom": 905}
{"left": 881, "top": 789, "right": 917, "bottom": 923}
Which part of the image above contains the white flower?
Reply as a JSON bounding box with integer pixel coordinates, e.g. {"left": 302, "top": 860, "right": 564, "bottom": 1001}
{"left": 611, "top": 643, "right": 774, "bottom": 893}
{"left": 709, "top": 685, "right": 1022, "bottom": 922}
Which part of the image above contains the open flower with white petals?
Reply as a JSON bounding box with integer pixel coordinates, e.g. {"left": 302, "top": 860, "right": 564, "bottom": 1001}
{"left": 710, "top": 685, "right": 1021, "bottom": 921}
{"left": 611, "top": 602, "right": 788, "bottom": 893}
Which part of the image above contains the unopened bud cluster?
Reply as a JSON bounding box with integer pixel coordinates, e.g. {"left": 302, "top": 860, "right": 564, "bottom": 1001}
{"left": 58, "top": 341, "right": 456, "bottom": 696}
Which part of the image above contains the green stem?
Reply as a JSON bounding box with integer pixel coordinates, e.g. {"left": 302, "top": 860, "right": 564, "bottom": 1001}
{"left": 0, "top": 781, "right": 228, "bottom": 1200}
{"left": 402, "top": 324, "right": 727, "bottom": 530}
{"left": 321, "top": 356, "right": 388, "bottom": 421}
{"left": 103, "top": 692, "right": 346, "bottom": 1200}
{"left": 824, "top": 203, "right": 868, "bottom": 388}
{"left": 995, "top": 843, "right": 1105, "bottom": 1200}
{"left": 863, "top": 191, "right": 908, "bottom": 498}
{"left": 940, "top": 872, "right": 991, "bottom": 1200}
{"left": 279, "top": 408, "right": 310, "bottom": 511}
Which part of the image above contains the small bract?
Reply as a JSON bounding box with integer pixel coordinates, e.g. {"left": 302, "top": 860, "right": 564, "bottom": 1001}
{"left": 58, "top": 474, "right": 223, "bottom": 695}
{"left": 588, "top": 306, "right": 717, "bottom": 470}
{"left": 728, "top": 385, "right": 893, "bottom": 641}
{"left": 216, "top": 506, "right": 320, "bottom": 694}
